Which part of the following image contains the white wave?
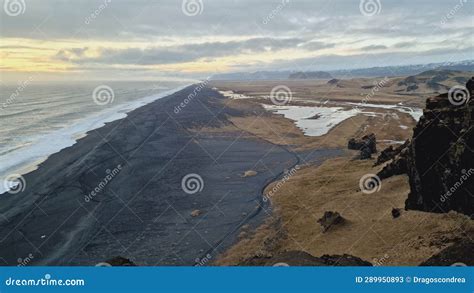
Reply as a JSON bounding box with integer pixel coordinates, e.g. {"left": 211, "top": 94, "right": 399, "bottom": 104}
{"left": 0, "top": 85, "right": 189, "bottom": 194}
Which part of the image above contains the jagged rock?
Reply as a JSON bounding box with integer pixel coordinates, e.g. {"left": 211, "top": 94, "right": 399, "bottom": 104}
{"left": 420, "top": 240, "right": 474, "bottom": 266}
{"left": 466, "top": 76, "right": 474, "bottom": 95}
{"left": 359, "top": 146, "right": 373, "bottom": 160}
{"left": 376, "top": 148, "right": 409, "bottom": 180}
{"left": 405, "top": 79, "right": 474, "bottom": 216}
{"left": 348, "top": 133, "right": 377, "bottom": 152}
{"left": 391, "top": 208, "right": 401, "bottom": 219}
{"left": 317, "top": 211, "right": 346, "bottom": 232}
{"left": 374, "top": 140, "right": 410, "bottom": 166}
{"left": 348, "top": 133, "right": 377, "bottom": 160}
{"left": 240, "top": 250, "right": 372, "bottom": 266}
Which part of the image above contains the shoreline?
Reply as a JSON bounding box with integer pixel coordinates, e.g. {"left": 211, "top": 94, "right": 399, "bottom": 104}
{"left": 0, "top": 86, "right": 342, "bottom": 266}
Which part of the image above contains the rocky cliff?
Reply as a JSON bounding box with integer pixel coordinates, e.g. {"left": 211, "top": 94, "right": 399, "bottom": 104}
{"left": 405, "top": 78, "right": 473, "bottom": 215}
{"left": 377, "top": 78, "right": 473, "bottom": 216}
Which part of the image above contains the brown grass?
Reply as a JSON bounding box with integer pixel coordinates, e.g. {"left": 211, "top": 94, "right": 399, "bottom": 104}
{"left": 194, "top": 96, "right": 415, "bottom": 151}
{"left": 216, "top": 158, "right": 474, "bottom": 266}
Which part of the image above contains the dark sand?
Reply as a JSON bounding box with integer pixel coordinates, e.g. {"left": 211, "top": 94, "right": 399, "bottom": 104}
{"left": 0, "top": 86, "right": 341, "bottom": 266}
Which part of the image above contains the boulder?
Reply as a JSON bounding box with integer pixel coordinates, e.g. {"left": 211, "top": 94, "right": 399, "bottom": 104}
{"left": 348, "top": 133, "right": 377, "bottom": 160}
{"left": 391, "top": 208, "right": 401, "bottom": 219}
{"left": 327, "top": 78, "right": 340, "bottom": 85}
{"left": 317, "top": 211, "right": 346, "bottom": 232}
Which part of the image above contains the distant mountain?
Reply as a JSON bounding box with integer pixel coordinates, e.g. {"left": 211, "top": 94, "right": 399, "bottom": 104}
{"left": 289, "top": 71, "right": 332, "bottom": 79}
{"left": 330, "top": 60, "right": 474, "bottom": 78}
{"left": 210, "top": 60, "right": 474, "bottom": 81}
{"left": 211, "top": 70, "right": 332, "bottom": 81}
{"left": 210, "top": 71, "right": 294, "bottom": 81}
{"left": 398, "top": 70, "right": 458, "bottom": 91}
{"left": 387, "top": 69, "right": 472, "bottom": 94}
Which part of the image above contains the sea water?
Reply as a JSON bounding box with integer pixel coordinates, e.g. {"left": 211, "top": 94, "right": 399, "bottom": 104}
{"left": 0, "top": 81, "right": 190, "bottom": 193}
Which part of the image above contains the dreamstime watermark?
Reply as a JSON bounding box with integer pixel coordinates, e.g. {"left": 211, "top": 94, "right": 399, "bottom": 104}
{"left": 359, "top": 0, "right": 382, "bottom": 17}
{"left": 270, "top": 85, "right": 293, "bottom": 106}
{"left": 182, "top": 0, "right": 203, "bottom": 16}
{"left": 440, "top": 168, "right": 473, "bottom": 203}
{"left": 3, "top": 0, "right": 26, "bottom": 16}
{"left": 262, "top": 0, "right": 290, "bottom": 25}
{"left": 263, "top": 165, "right": 300, "bottom": 202}
{"left": 5, "top": 274, "right": 85, "bottom": 287}
{"left": 84, "top": 164, "right": 123, "bottom": 202}
{"left": 359, "top": 76, "right": 389, "bottom": 107}
{"left": 84, "top": 0, "right": 112, "bottom": 25}
{"left": 17, "top": 253, "right": 34, "bottom": 267}
{"left": 448, "top": 85, "right": 470, "bottom": 106}
{"left": 181, "top": 173, "right": 204, "bottom": 194}
{"left": 92, "top": 85, "right": 115, "bottom": 106}
{"left": 359, "top": 173, "right": 381, "bottom": 194}
{"left": 3, "top": 174, "right": 26, "bottom": 195}
{"left": 373, "top": 253, "right": 390, "bottom": 266}
{"left": 195, "top": 253, "right": 212, "bottom": 266}
{"left": 441, "top": 0, "right": 467, "bottom": 25}
{"left": 174, "top": 78, "right": 209, "bottom": 114}
{"left": 1, "top": 75, "right": 35, "bottom": 111}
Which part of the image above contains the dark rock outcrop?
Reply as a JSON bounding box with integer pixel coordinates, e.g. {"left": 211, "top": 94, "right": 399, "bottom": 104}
{"left": 348, "top": 133, "right": 377, "bottom": 160}
{"left": 467, "top": 76, "right": 474, "bottom": 95}
{"left": 240, "top": 251, "right": 372, "bottom": 266}
{"left": 391, "top": 208, "right": 401, "bottom": 219}
{"left": 317, "top": 211, "right": 346, "bottom": 232}
{"left": 376, "top": 147, "right": 409, "bottom": 180}
{"left": 405, "top": 78, "right": 474, "bottom": 215}
{"left": 374, "top": 140, "right": 410, "bottom": 166}
{"left": 420, "top": 240, "right": 474, "bottom": 266}
{"left": 327, "top": 78, "right": 340, "bottom": 85}
{"left": 374, "top": 79, "right": 473, "bottom": 216}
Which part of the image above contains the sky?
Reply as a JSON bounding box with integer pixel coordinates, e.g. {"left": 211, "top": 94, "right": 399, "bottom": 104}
{"left": 0, "top": 0, "right": 473, "bottom": 82}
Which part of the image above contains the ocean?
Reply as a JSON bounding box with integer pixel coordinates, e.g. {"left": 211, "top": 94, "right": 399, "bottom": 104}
{"left": 0, "top": 80, "right": 190, "bottom": 193}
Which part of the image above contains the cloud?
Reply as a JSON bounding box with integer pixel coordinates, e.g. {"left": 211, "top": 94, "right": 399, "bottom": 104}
{"left": 299, "top": 41, "right": 336, "bottom": 51}
{"left": 393, "top": 42, "right": 413, "bottom": 48}
{"left": 360, "top": 45, "right": 388, "bottom": 51}
{"left": 55, "top": 47, "right": 89, "bottom": 61}
{"left": 1, "top": 0, "right": 473, "bottom": 79}
{"left": 57, "top": 38, "right": 307, "bottom": 65}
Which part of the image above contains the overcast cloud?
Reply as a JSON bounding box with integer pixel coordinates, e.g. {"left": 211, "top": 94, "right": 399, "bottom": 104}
{"left": 0, "top": 0, "right": 473, "bottom": 80}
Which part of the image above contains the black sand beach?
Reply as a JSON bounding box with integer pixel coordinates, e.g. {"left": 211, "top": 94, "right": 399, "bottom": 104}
{"left": 0, "top": 86, "right": 341, "bottom": 266}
